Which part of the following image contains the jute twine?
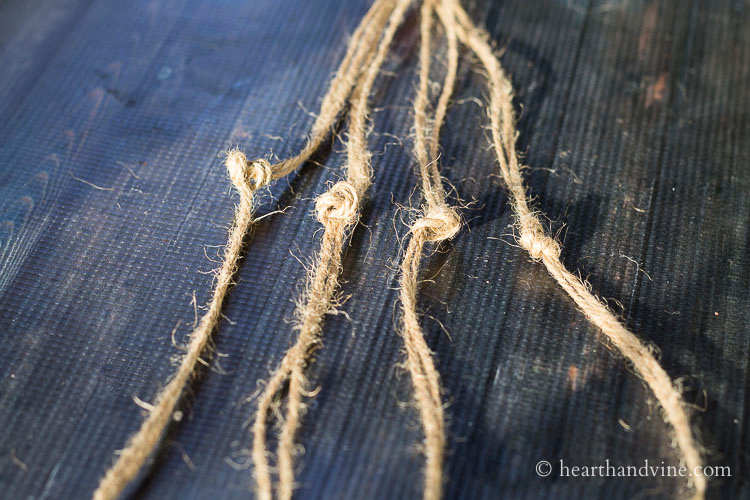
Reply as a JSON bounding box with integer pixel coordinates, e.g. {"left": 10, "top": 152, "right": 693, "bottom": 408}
{"left": 250, "top": 1, "right": 412, "bottom": 499}
{"left": 394, "top": 1, "right": 703, "bottom": 499}
{"left": 95, "top": 2, "right": 704, "bottom": 499}
{"left": 93, "top": 151, "right": 270, "bottom": 500}
{"left": 450, "top": 1, "right": 705, "bottom": 498}
{"left": 93, "top": 0, "right": 396, "bottom": 496}
{"left": 395, "top": 1, "right": 461, "bottom": 499}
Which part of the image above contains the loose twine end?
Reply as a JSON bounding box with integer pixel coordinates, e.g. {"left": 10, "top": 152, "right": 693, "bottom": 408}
{"left": 226, "top": 149, "right": 272, "bottom": 192}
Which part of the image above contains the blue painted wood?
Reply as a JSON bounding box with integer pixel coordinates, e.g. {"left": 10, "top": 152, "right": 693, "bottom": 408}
{"left": 0, "top": 0, "right": 748, "bottom": 498}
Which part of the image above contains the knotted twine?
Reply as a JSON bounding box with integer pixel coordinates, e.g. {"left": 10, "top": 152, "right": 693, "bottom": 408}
{"left": 449, "top": 1, "right": 705, "bottom": 498}
{"left": 94, "top": 1, "right": 705, "bottom": 499}
{"left": 396, "top": 1, "right": 461, "bottom": 499}
{"left": 395, "top": 1, "right": 703, "bottom": 499}
{"left": 250, "top": 1, "right": 413, "bottom": 499}
{"left": 93, "top": 1, "right": 396, "bottom": 498}
{"left": 92, "top": 152, "right": 271, "bottom": 500}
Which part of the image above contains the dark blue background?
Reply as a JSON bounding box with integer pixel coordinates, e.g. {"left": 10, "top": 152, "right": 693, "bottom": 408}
{"left": 0, "top": 0, "right": 748, "bottom": 498}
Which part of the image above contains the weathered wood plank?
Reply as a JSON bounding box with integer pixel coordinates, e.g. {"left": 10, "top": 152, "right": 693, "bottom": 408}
{"left": 0, "top": 1, "right": 747, "bottom": 498}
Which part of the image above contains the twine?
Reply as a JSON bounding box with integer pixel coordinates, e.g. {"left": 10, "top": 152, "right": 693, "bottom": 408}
{"left": 93, "top": 150, "right": 269, "bottom": 500}
{"left": 250, "top": 1, "right": 413, "bottom": 499}
{"left": 450, "top": 1, "right": 705, "bottom": 498}
{"left": 395, "top": 1, "right": 462, "bottom": 498}
{"left": 95, "top": 3, "right": 705, "bottom": 500}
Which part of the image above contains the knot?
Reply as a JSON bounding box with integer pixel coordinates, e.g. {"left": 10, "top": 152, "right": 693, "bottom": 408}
{"left": 225, "top": 149, "right": 272, "bottom": 191}
{"left": 412, "top": 206, "right": 461, "bottom": 242}
{"left": 315, "top": 181, "right": 359, "bottom": 225}
{"left": 247, "top": 158, "right": 273, "bottom": 189}
{"left": 518, "top": 230, "right": 560, "bottom": 261}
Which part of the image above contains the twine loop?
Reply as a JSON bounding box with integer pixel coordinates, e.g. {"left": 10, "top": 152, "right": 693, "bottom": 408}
{"left": 248, "top": 159, "right": 273, "bottom": 189}
{"left": 413, "top": 206, "right": 461, "bottom": 242}
{"left": 315, "top": 181, "right": 359, "bottom": 225}
{"left": 226, "top": 149, "right": 273, "bottom": 192}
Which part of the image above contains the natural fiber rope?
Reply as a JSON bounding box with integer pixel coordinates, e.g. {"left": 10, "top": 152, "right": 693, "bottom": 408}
{"left": 395, "top": 1, "right": 461, "bottom": 499}
{"left": 250, "top": 1, "right": 412, "bottom": 499}
{"left": 94, "top": 2, "right": 705, "bottom": 499}
{"left": 266, "top": 0, "right": 395, "bottom": 181}
{"left": 92, "top": 150, "right": 270, "bottom": 500}
{"left": 91, "top": 2, "right": 399, "bottom": 496}
{"left": 448, "top": 2, "right": 705, "bottom": 498}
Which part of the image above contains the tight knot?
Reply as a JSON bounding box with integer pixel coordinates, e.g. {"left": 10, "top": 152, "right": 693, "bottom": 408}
{"left": 225, "top": 149, "right": 272, "bottom": 191}
{"left": 518, "top": 230, "right": 560, "bottom": 261}
{"left": 315, "top": 181, "right": 359, "bottom": 225}
{"left": 412, "top": 206, "right": 461, "bottom": 242}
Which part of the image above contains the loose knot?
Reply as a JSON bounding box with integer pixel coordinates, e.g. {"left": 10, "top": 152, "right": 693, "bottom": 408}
{"left": 247, "top": 158, "right": 273, "bottom": 189}
{"left": 315, "top": 181, "right": 359, "bottom": 225}
{"left": 412, "top": 206, "right": 461, "bottom": 242}
{"left": 519, "top": 230, "right": 560, "bottom": 261}
{"left": 225, "top": 149, "right": 272, "bottom": 191}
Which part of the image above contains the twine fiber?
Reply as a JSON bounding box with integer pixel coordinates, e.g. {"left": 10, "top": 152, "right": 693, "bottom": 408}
{"left": 92, "top": 0, "right": 395, "bottom": 497}
{"left": 93, "top": 1, "right": 705, "bottom": 499}
{"left": 250, "top": 1, "right": 412, "bottom": 499}
{"left": 450, "top": 1, "right": 705, "bottom": 498}
{"left": 395, "top": 1, "right": 461, "bottom": 499}
{"left": 394, "top": 1, "right": 704, "bottom": 499}
{"left": 92, "top": 151, "right": 271, "bottom": 500}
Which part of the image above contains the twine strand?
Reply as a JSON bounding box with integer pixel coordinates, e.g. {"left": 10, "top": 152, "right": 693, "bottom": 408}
{"left": 395, "top": 1, "right": 462, "bottom": 499}
{"left": 251, "top": 1, "right": 412, "bottom": 499}
{"left": 449, "top": 2, "right": 705, "bottom": 498}
{"left": 264, "top": 0, "right": 395, "bottom": 181}
{"left": 92, "top": 150, "right": 269, "bottom": 500}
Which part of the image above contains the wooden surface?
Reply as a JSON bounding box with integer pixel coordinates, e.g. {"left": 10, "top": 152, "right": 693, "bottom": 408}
{"left": 0, "top": 0, "right": 748, "bottom": 498}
